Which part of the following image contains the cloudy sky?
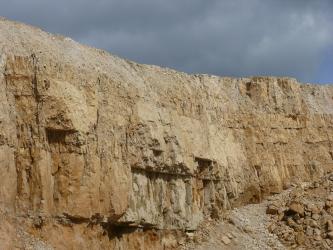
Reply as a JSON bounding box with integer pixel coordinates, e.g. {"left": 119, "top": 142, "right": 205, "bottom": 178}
{"left": 1, "top": 0, "right": 332, "bottom": 83}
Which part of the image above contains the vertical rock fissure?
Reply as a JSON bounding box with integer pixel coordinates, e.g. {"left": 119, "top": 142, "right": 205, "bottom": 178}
{"left": 31, "top": 53, "right": 41, "bottom": 137}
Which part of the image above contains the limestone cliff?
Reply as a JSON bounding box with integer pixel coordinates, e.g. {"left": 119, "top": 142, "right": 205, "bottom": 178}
{"left": 0, "top": 17, "right": 333, "bottom": 249}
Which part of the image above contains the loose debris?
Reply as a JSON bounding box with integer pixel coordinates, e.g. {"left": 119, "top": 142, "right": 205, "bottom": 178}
{"left": 267, "top": 173, "right": 333, "bottom": 249}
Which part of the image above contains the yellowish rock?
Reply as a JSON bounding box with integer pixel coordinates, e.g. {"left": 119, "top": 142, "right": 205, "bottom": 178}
{"left": 1, "top": 17, "right": 333, "bottom": 249}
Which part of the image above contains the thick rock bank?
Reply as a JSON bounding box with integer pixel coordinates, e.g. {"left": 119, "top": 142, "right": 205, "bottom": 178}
{"left": 1, "top": 18, "right": 333, "bottom": 249}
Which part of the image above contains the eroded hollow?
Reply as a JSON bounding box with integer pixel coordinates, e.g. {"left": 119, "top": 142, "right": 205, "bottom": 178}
{"left": 45, "top": 128, "right": 77, "bottom": 144}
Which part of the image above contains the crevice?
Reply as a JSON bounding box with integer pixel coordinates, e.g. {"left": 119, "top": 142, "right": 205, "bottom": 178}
{"left": 95, "top": 107, "right": 100, "bottom": 155}
{"left": 45, "top": 128, "right": 77, "bottom": 144}
{"left": 101, "top": 223, "right": 139, "bottom": 239}
{"left": 195, "top": 157, "right": 217, "bottom": 180}
{"left": 31, "top": 53, "right": 41, "bottom": 137}
{"left": 152, "top": 148, "right": 163, "bottom": 157}
{"left": 55, "top": 213, "right": 162, "bottom": 240}
{"left": 55, "top": 213, "right": 103, "bottom": 227}
{"left": 245, "top": 81, "right": 252, "bottom": 97}
{"left": 131, "top": 165, "right": 192, "bottom": 178}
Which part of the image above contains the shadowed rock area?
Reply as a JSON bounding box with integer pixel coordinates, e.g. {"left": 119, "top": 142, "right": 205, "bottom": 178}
{"left": 1, "top": 17, "right": 333, "bottom": 249}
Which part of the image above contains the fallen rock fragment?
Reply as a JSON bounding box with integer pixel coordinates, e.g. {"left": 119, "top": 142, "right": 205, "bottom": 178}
{"left": 327, "top": 231, "right": 333, "bottom": 240}
{"left": 288, "top": 201, "right": 304, "bottom": 217}
{"left": 221, "top": 235, "right": 231, "bottom": 245}
{"left": 327, "top": 220, "right": 333, "bottom": 232}
{"left": 266, "top": 204, "right": 279, "bottom": 215}
{"left": 267, "top": 175, "right": 333, "bottom": 249}
{"left": 295, "top": 231, "right": 305, "bottom": 245}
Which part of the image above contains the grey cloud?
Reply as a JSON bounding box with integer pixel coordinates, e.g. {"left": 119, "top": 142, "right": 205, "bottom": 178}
{"left": 1, "top": 0, "right": 332, "bottom": 83}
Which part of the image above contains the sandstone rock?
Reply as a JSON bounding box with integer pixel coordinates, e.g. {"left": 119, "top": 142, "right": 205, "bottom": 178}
{"left": 314, "top": 235, "right": 323, "bottom": 241}
{"left": 268, "top": 223, "right": 277, "bottom": 233}
{"left": 325, "top": 200, "right": 333, "bottom": 208}
{"left": 306, "top": 226, "right": 313, "bottom": 236}
{"left": 226, "top": 233, "right": 234, "bottom": 239}
{"left": 2, "top": 17, "right": 333, "bottom": 249}
{"left": 288, "top": 202, "right": 305, "bottom": 216}
{"left": 312, "top": 213, "right": 321, "bottom": 220}
{"left": 323, "top": 241, "right": 331, "bottom": 249}
{"left": 295, "top": 231, "right": 305, "bottom": 245}
{"left": 268, "top": 175, "right": 333, "bottom": 250}
{"left": 313, "top": 228, "right": 321, "bottom": 236}
{"left": 328, "top": 194, "right": 333, "bottom": 201}
{"left": 307, "top": 204, "right": 321, "bottom": 214}
{"left": 266, "top": 204, "right": 279, "bottom": 215}
{"left": 186, "top": 232, "right": 194, "bottom": 238}
{"left": 243, "top": 225, "right": 253, "bottom": 233}
{"left": 309, "top": 219, "right": 319, "bottom": 228}
{"left": 327, "top": 207, "right": 333, "bottom": 215}
{"left": 327, "top": 231, "right": 333, "bottom": 240}
{"left": 221, "top": 235, "right": 231, "bottom": 245}
{"left": 287, "top": 217, "right": 297, "bottom": 228}
{"left": 297, "top": 218, "right": 304, "bottom": 224}
{"left": 327, "top": 221, "right": 333, "bottom": 232}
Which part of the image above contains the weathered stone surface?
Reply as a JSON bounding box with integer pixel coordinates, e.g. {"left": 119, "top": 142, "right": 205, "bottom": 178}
{"left": 221, "top": 235, "right": 231, "bottom": 245}
{"left": 1, "top": 17, "right": 333, "bottom": 249}
{"left": 266, "top": 204, "right": 279, "bottom": 215}
{"left": 288, "top": 201, "right": 305, "bottom": 216}
{"left": 267, "top": 174, "right": 333, "bottom": 249}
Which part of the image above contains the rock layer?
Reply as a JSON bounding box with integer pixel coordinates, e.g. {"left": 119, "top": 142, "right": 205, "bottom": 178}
{"left": 1, "top": 18, "right": 333, "bottom": 249}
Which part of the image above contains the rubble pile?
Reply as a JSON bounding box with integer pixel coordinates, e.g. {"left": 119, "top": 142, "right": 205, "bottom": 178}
{"left": 267, "top": 173, "right": 333, "bottom": 249}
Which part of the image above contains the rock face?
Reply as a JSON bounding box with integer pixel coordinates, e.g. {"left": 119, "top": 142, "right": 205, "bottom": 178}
{"left": 0, "top": 18, "right": 333, "bottom": 249}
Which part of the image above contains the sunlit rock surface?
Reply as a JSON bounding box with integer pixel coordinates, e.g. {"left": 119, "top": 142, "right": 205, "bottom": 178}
{"left": 1, "top": 17, "right": 333, "bottom": 249}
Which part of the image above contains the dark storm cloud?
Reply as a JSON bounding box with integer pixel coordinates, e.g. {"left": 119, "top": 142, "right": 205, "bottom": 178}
{"left": 1, "top": 0, "right": 332, "bottom": 83}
